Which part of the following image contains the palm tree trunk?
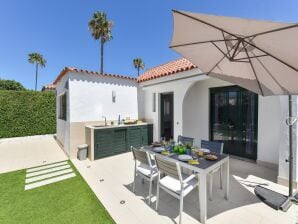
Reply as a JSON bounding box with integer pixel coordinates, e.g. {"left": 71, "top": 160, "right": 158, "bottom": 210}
{"left": 100, "top": 39, "right": 104, "bottom": 74}
{"left": 35, "top": 63, "right": 38, "bottom": 91}
{"left": 137, "top": 67, "right": 140, "bottom": 76}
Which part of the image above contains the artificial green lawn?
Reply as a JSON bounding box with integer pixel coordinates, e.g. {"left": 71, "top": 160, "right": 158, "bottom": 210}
{"left": 0, "top": 161, "right": 115, "bottom": 224}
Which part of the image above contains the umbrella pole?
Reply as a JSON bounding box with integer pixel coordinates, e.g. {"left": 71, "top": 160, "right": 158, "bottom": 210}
{"left": 280, "top": 95, "right": 298, "bottom": 211}
{"left": 288, "top": 95, "right": 293, "bottom": 197}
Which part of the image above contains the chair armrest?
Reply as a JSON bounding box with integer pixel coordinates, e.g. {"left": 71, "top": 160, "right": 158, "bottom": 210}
{"left": 182, "top": 174, "right": 196, "bottom": 184}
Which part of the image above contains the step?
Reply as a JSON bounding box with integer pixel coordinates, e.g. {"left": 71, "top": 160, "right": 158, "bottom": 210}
{"left": 25, "top": 168, "right": 73, "bottom": 184}
{"left": 25, "top": 173, "right": 76, "bottom": 190}
{"left": 27, "top": 161, "right": 68, "bottom": 173}
{"left": 26, "top": 165, "right": 71, "bottom": 178}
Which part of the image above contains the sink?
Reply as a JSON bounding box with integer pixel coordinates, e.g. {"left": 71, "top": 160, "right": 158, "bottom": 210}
{"left": 93, "top": 125, "right": 109, "bottom": 128}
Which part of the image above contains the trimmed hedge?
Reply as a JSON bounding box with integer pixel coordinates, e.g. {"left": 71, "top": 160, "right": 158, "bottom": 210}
{"left": 0, "top": 90, "right": 56, "bottom": 138}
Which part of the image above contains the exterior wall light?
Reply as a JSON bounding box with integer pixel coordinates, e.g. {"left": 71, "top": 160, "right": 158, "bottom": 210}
{"left": 112, "top": 90, "right": 116, "bottom": 103}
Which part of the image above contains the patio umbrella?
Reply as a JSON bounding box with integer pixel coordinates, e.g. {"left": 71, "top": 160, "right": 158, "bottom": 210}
{"left": 170, "top": 10, "right": 298, "bottom": 210}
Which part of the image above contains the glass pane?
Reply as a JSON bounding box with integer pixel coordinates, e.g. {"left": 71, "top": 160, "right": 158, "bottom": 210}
{"left": 210, "top": 86, "right": 258, "bottom": 160}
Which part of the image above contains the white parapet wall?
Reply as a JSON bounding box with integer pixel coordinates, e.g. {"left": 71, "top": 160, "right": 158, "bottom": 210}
{"left": 68, "top": 73, "right": 138, "bottom": 123}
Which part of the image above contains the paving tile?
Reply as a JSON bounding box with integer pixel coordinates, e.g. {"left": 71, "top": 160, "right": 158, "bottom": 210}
{"left": 26, "top": 164, "right": 70, "bottom": 178}
{"left": 25, "top": 168, "right": 73, "bottom": 183}
{"left": 25, "top": 173, "right": 76, "bottom": 190}
{"left": 72, "top": 154, "right": 296, "bottom": 224}
{"left": 27, "top": 161, "right": 68, "bottom": 173}
{"left": 0, "top": 136, "right": 67, "bottom": 173}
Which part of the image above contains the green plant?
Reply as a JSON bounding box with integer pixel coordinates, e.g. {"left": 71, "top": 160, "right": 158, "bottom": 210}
{"left": 88, "top": 11, "right": 113, "bottom": 74}
{"left": 0, "top": 90, "right": 56, "bottom": 138}
{"left": 185, "top": 143, "right": 192, "bottom": 149}
{"left": 0, "top": 79, "right": 26, "bottom": 91}
{"left": 28, "top": 52, "right": 46, "bottom": 91}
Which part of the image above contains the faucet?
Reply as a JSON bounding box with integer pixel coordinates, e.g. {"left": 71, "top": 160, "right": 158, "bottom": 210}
{"left": 102, "top": 116, "right": 107, "bottom": 126}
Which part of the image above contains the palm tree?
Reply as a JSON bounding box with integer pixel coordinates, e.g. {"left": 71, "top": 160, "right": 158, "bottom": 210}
{"left": 28, "top": 53, "right": 46, "bottom": 91}
{"left": 88, "top": 11, "right": 113, "bottom": 74}
{"left": 133, "top": 58, "right": 145, "bottom": 76}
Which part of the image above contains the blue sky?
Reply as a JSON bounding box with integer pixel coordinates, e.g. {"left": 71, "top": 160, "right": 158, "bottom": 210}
{"left": 0, "top": 0, "right": 297, "bottom": 90}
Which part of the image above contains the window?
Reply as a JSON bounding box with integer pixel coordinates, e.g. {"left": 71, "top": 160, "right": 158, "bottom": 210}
{"left": 59, "top": 93, "right": 67, "bottom": 120}
{"left": 152, "top": 93, "right": 156, "bottom": 112}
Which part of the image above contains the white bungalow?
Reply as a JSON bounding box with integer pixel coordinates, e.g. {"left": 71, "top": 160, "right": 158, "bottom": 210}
{"left": 54, "top": 58, "right": 298, "bottom": 188}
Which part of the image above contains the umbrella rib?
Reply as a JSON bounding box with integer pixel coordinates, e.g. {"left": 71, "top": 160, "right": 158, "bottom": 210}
{"left": 233, "top": 54, "right": 268, "bottom": 61}
{"left": 172, "top": 10, "right": 238, "bottom": 39}
{"left": 211, "top": 42, "right": 229, "bottom": 58}
{"left": 242, "top": 42, "right": 264, "bottom": 96}
{"left": 173, "top": 10, "right": 298, "bottom": 72}
{"left": 206, "top": 40, "right": 239, "bottom": 76}
{"left": 242, "top": 39, "right": 298, "bottom": 72}
{"left": 212, "top": 42, "right": 250, "bottom": 63}
{"left": 170, "top": 39, "right": 236, "bottom": 48}
{"left": 244, "top": 24, "right": 298, "bottom": 39}
{"left": 251, "top": 52, "right": 288, "bottom": 94}
{"left": 221, "top": 31, "right": 231, "bottom": 58}
{"left": 231, "top": 40, "right": 241, "bottom": 60}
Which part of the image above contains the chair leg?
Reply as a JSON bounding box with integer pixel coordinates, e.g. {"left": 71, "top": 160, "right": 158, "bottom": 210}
{"left": 179, "top": 195, "right": 184, "bottom": 224}
{"left": 209, "top": 174, "right": 213, "bottom": 201}
{"left": 148, "top": 178, "right": 152, "bottom": 205}
{"left": 197, "top": 184, "right": 200, "bottom": 207}
{"left": 133, "top": 169, "right": 136, "bottom": 193}
{"left": 156, "top": 180, "right": 160, "bottom": 211}
{"left": 220, "top": 166, "right": 223, "bottom": 190}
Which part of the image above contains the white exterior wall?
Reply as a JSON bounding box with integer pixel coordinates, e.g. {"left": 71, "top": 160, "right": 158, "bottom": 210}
{"left": 139, "top": 69, "right": 207, "bottom": 141}
{"left": 55, "top": 72, "right": 139, "bottom": 157}
{"left": 182, "top": 78, "right": 282, "bottom": 166}
{"left": 68, "top": 73, "right": 138, "bottom": 122}
{"left": 140, "top": 72, "right": 298, "bottom": 184}
{"left": 55, "top": 74, "right": 71, "bottom": 155}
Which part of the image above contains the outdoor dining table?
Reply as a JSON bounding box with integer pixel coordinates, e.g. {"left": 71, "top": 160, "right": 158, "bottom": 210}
{"left": 142, "top": 145, "right": 230, "bottom": 224}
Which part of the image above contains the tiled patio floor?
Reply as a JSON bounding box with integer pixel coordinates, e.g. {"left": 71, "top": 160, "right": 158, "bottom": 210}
{"left": 73, "top": 152, "right": 297, "bottom": 224}
{"left": 0, "top": 135, "right": 67, "bottom": 173}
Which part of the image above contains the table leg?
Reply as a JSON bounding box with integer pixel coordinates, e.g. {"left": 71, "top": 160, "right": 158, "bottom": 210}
{"left": 224, "top": 158, "right": 230, "bottom": 200}
{"left": 199, "top": 172, "right": 207, "bottom": 224}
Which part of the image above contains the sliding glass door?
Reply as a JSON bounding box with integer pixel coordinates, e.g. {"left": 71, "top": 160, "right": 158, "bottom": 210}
{"left": 210, "top": 86, "right": 258, "bottom": 160}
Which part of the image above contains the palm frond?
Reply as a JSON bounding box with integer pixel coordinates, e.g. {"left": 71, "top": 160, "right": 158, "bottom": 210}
{"left": 28, "top": 53, "right": 46, "bottom": 67}
{"left": 88, "top": 11, "right": 113, "bottom": 42}
{"left": 133, "top": 58, "right": 145, "bottom": 69}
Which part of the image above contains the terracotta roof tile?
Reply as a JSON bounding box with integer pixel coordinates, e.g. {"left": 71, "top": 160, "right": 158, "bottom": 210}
{"left": 53, "top": 67, "right": 136, "bottom": 85}
{"left": 137, "top": 58, "right": 197, "bottom": 82}
{"left": 42, "top": 84, "right": 56, "bottom": 90}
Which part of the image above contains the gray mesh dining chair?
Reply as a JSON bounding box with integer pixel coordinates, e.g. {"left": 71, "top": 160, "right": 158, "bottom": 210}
{"left": 155, "top": 155, "right": 199, "bottom": 224}
{"left": 131, "top": 146, "right": 158, "bottom": 205}
{"left": 201, "top": 140, "right": 224, "bottom": 200}
{"left": 177, "top": 135, "right": 194, "bottom": 146}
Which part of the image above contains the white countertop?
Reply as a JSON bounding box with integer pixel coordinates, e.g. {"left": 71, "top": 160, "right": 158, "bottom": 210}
{"left": 85, "top": 123, "right": 149, "bottom": 130}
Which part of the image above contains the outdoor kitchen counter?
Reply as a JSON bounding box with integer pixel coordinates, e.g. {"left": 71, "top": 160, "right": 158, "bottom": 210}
{"left": 85, "top": 122, "right": 149, "bottom": 129}
{"left": 85, "top": 123, "right": 153, "bottom": 160}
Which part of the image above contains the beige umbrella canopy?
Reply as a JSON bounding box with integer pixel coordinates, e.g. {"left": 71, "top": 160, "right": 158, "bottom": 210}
{"left": 170, "top": 10, "right": 298, "bottom": 96}
{"left": 170, "top": 10, "right": 298, "bottom": 208}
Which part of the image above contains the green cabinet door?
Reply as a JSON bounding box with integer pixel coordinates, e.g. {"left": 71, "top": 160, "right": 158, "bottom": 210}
{"left": 127, "top": 126, "right": 141, "bottom": 149}
{"left": 140, "top": 126, "right": 149, "bottom": 146}
{"left": 94, "top": 129, "right": 114, "bottom": 159}
{"left": 94, "top": 124, "right": 153, "bottom": 160}
{"left": 147, "top": 124, "right": 153, "bottom": 145}
{"left": 113, "top": 128, "right": 127, "bottom": 154}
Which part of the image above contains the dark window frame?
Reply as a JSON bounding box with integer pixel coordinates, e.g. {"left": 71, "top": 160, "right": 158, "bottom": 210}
{"left": 59, "top": 93, "right": 67, "bottom": 120}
